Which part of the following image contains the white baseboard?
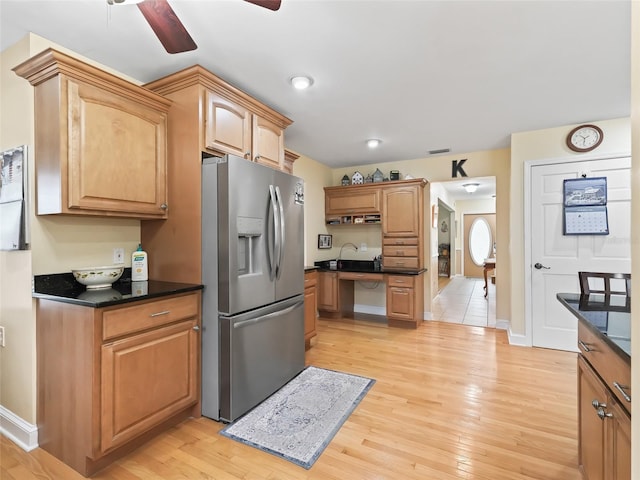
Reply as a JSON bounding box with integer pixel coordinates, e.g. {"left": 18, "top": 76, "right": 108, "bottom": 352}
{"left": 505, "top": 323, "right": 529, "bottom": 347}
{"left": 353, "top": 304, "right": 386, "bottom": 316}
{"left": 495, "top": 319, "right": 510, "bottom": 331}
{"left": 0, "top": 405, "right": 38, "bottom": 452}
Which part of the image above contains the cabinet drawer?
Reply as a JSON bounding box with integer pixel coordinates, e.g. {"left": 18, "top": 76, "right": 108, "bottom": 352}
{"left": 103, "top": 293, "right": 199, "bottom": 341}
{"left": 578, "top": 320, "right": 631, "bottom": 412}
{"left": 386, "top": 275, "right": 415, "bottom": 288}
{"left": 383, "top": 236, "right": 418, "bottom": 246}
{"left": 304, "top": 270, "right": 318, "bottom": 288}
{"left": 338, "top": 271, "right": 384, "bottom": 282}
{"left": 383, "top": 257, "right": 419, "bottom": 270}
{"left": 383, "top": 245, "right": 419, "bottom": 257}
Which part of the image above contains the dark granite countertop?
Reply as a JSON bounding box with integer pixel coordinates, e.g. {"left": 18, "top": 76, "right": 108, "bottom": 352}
{"left": 33, "top": 269, "right": 203, "bottom": 308}
{"left": 304, "top": 266, "right": 319, "bottom": 272}
{"left": 557, "top": 292, "right": 630, "bottom": 359}
{"left": 314, "top": 259, "right": 426, "bottom": 275}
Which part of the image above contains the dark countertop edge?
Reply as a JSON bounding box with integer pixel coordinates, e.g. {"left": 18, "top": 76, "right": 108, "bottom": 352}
{"left": 314, "top": 267, "right": 427, "bottom": 275}
{"left": 556, "top": 293, "right": 630, "bottom": 363}
{"left": 34, "top": 283, "right": 203, "bottom": 308}
{"left": 304, "top": 266, "right": 319, "bottom": 272}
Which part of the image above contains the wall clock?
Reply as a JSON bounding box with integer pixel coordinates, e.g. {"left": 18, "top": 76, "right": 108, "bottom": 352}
{"left": 566, "top": 124, "right": 603, "bottom": 152}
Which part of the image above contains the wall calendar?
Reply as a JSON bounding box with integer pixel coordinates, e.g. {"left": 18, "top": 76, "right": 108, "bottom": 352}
{"left": 562, "top": 177, "right": 608, "bottom": 235}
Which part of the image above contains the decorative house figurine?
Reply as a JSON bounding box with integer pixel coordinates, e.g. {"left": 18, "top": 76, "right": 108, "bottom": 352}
{"left": 373, "top": 168, "right": 384, "bottom": 182}
{"left": 365, "top": 173, "right": 373, "bottom": 183}
{"left": 341, "top": 174, "right": 350, "bottom": 186}
{"left": 390, "top": 170, "right": 400, "bottom": 181}
{"left": 351, "top": 171, "right": 364, "bottom": 184}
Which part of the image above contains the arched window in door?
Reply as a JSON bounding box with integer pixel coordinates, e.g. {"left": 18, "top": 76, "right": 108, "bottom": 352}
{"left": 469, "top": 217, "right": 492, "bottom": 266}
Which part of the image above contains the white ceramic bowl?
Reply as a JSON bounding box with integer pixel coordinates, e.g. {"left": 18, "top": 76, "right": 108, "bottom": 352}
{"left": 72, "top": 266, "right": 124, "bottom": 289}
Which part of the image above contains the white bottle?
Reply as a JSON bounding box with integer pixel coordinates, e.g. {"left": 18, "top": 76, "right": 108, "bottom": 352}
{"left": 131, "top": 244, "right": 148, "bottom": 281}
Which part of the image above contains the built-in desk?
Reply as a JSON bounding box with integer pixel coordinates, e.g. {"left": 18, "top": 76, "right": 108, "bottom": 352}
{"left": 315, "top": 263, "right": 425, "bottom": 328}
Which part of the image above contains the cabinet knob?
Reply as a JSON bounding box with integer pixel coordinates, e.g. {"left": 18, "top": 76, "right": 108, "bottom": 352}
{"left": 591, "top": 399, "right": 607, "bottom": 410}
{"left": 254, "top": 154, "right": 261, "bottom": 161}
{"left": 244, "top": 152, "right": 251, "bottom": 159}
{"left": 596, "top": 407, "right": 613, "bottom": 420}
{"left": 160, "top": 203, "right": 168, "bottom": 210}
{"left": 193, "top": 325, "right": 200, "bottom": 331}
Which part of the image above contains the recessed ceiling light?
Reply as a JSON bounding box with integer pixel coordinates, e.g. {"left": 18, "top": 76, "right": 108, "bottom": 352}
{"left": 367, "top": 139, "right": 382, "bottom": 148}
{"left": 290, "top": 76, "right": 313, "bottom": 90}
{"left": 462, "top": 183, "right": 480, "bottom": 193}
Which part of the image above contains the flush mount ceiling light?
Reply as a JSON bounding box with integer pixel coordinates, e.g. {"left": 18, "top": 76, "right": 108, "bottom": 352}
{"left": 462, "top": 183, "right": 480, "bottom": 193}
{"left": 290, "top": 76, "right": 313, "bottom": 90}
{"left": 367, "top": 139, "right": 382, "bottom": 148}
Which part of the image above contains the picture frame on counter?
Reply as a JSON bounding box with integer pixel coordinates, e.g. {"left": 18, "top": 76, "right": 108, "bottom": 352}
{"left": 318, "top": 234, "right": 332, "bottom": 249}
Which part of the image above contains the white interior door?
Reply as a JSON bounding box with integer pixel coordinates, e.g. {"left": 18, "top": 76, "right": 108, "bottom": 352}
{"left": 530, "top": 157, "right": 631, "bottom": 351}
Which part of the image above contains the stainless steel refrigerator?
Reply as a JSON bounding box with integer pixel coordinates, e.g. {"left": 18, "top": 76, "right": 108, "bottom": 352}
{"left": 201, "top": 154, "right": 305, "bottom": 422}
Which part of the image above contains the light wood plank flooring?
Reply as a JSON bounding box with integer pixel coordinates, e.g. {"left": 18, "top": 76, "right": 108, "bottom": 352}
{"left": 2, "top": 319, "right": 581, "bottom": 480}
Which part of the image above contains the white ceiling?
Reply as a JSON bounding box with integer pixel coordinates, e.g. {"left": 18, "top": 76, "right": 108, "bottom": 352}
{"left": 0, "top": 0, "right": 631, "bottom": 175}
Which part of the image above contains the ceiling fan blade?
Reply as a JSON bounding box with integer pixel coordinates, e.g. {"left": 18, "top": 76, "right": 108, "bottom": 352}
{"left": 244, "top": 0, "right": 281, "bottom": 11}
{"left": 137, "top": 0, "right": 197, "bottom": 54}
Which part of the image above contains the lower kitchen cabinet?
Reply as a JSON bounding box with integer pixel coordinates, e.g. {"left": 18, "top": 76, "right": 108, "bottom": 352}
{"left": 317, "top": 271, "right": 354, "bottom": 319}
{"left": 36, "top": 291, "right": 201, "bottom": 476}
{"left": 578, "top": 355, "right": 631, "bottom": 480}
{"left": 304, "top": 270, "right": 318, "bottom": 349}
{"left": 386, "top": 273, "right": 424, "bottom": 328}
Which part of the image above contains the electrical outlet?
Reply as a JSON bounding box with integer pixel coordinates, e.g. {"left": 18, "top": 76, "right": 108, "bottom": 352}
{"left": 113, "top": 248, "right": 125, "bottom": 264}
{"left": 360, "top": 243, "right": 367, "bottom": 252}
{"left": 0, "top": 326, "right": 5, "bottom": 347}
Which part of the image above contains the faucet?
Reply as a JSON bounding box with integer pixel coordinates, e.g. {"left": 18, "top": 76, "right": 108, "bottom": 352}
{"left": 338, "top": 242, "right": 359, "bottom": 260}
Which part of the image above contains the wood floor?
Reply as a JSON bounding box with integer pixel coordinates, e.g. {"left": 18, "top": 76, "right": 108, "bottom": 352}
{"left": 2, "top": 318, "right": 582, "bottom": 480}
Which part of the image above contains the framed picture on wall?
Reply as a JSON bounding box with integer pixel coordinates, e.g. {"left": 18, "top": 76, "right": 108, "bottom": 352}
{"left": 318, "top": 234, "right": 332, "bottom": 249}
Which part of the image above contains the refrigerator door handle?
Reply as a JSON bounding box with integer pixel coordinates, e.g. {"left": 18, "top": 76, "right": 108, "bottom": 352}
{"left": 268, "top": 184, "right": 279, "bottom": 280}
{"left": 274, "top": 185, "right": 286, "bottom": 279}
{"left": 232, "top": 301, "right": 304, "bottom": 329}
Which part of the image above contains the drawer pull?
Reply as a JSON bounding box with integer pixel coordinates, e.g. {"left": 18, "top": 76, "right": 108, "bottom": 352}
{"left": 613, "top": 382, "right": 631, "bottom": 402}
{"left": 150, "top": 310, "right": 170, "bottom": 317}
{"left": 578, "top": 340, "right": 591, "bottom": 352}
{"left": 596, "top": 407, "right": 613, "bottom": 420}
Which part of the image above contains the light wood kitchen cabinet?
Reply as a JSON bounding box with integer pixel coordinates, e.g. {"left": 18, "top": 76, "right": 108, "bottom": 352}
{"left": 304, "top": 270, "right": 318, "bottom": 349}
{"left": 204, "top": 89, "right": 285, "bottom": 169}
{"left": 381, "top": 179, "right": 426, "bottom": 271}
{"left": 318, "top": 271, "right": 339, "bottom": 313}
{"left": 386, "top": 273, "right": 424, "bottom": 327}
{"left": 142, "top": 65, "right": 293, "bottom": 283}
{"left": 578, "top": 348, "right": 631, "bottom": 480}
{"left": 325, "top": 184, "right": 381, "bottom": 217}
{"left": 36, "top": 291, "right": 201, "bottom": 476}
{"left": 13, "top": 48, "right": 171, "bottom": 219}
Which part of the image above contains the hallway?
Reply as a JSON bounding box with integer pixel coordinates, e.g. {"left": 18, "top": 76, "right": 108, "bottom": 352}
{"left": 431, "top": 275, "right": 496, "bottom": 327}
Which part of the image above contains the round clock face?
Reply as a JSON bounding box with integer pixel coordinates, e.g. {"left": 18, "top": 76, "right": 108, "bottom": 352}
{"left": 567, "top": 124, "right": 603, "bottom": 152}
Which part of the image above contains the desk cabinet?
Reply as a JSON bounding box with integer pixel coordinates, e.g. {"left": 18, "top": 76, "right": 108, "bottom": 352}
{"left": 386, "top": 274, "right": 424, "bottom": 328}
{"left": 317, "top": 271, "right": 354, "bottom": 318}
{"left": 304, "top": 270, "right": 318, "bottom": 349}
{"left": 36, "top": 291, "right": 201, "bottom": 476}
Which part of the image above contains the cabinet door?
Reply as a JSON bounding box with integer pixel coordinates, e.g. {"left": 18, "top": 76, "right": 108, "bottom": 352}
{"left": 100, "top": 319, "right": 198, "bottom": 452}
{"left": 204, "top": 90, "right": 251, "bottom": 158}
{"left": 67, "top": 78, "right": 168, "bottom": 217}
{"left": 304, "top": 273, "right": 318, "bottom": 346}
{"left": 382, "top": 185, "right": 420, "bottom": 236}
{"left": 387, "top": 287, "right": 414, "bottom": 321}
{"left": 318, "top": 272, "right": 339, "bottom": 312}
{"left": 252, "top": 115, "right": 284, "bottom": 170}
{"left": 325, "top": 187, "right": 381, "bottom": 216}
{"left": 578, "top": 356, "right": 607, "bottom": 480}
{"left": 605, "top": 396, "right": 631, "bottom": 480}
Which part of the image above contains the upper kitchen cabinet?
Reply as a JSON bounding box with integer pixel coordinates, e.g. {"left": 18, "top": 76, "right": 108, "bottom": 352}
{"left": 13, "top": 48, "right": 171, "bottom": 219}
{"left": 147, "top": 65, "right": 292, "bottom": 172}
{"left": 324, "top": 184, "right": 381, "bottom": 224}
{"left": 381, "top": 180, "right": 426, "bottom": 237}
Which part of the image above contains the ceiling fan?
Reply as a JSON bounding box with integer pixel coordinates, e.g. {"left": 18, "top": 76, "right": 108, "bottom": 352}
{"left": 107, "top": 0, "right": 282, "bottom": 54}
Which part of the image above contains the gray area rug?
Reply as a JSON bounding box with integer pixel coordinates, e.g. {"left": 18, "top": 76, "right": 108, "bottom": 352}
{"left": 220, "top": 365, "right": 375, "bottom": 469}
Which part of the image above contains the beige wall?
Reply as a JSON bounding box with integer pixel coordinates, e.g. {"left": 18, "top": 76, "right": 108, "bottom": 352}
{"left": 509, "top": 117, "right": 630, "bottom": 340}
{"left": 0, "top": 35, "right": 143, "bottom": 424}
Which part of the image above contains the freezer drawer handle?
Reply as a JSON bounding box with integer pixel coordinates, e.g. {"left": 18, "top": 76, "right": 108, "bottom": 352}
{"left": 150, "top": 310, "right": 170, "bottom": 317}
{"left": 233, "top": 301, "right": 304, "bottom": 329}
{"left": 578, "top": 340, "right": 591, "bottom": 352}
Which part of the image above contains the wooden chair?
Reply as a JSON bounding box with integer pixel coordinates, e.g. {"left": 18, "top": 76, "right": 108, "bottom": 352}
{"left": 578, "top": 272, "right": 631, "bottom": 296}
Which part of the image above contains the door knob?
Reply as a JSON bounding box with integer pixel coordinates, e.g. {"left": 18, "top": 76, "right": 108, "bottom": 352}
{"left": 534, "top": 263, "right": 550, "bottom": 270}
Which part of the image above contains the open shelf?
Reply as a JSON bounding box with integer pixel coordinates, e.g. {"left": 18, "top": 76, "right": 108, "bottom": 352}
{"left": 326, "top": 214, "right": 381, "bottom": 226}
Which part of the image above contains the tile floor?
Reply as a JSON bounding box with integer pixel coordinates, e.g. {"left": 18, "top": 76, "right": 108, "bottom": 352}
{"left": 431, "top": 275, "right": 496, "bottom": 327}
